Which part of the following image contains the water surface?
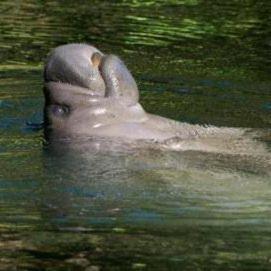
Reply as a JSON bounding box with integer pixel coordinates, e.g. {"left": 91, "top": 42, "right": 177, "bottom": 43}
{"left": 0, "top": 0, "right": 271, "bottom": 270}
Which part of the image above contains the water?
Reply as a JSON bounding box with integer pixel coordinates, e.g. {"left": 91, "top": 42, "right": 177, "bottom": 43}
{"left": 0, "top": 0, "right": 271, "bottom": 270}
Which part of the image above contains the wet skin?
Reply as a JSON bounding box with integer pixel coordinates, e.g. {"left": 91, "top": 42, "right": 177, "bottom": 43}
{"left": 44, "top": 43, "right": 182, "bottom": 141}
{"left": 43, "top": 44, "right": 270, "bottom": 157}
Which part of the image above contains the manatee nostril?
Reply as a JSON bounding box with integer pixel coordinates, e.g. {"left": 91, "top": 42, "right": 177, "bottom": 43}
{"left": 91, "top": 52, "right": 102, "bottom": 67}
{"left": 51, "top": 104, "right": 70, "bottom": 117}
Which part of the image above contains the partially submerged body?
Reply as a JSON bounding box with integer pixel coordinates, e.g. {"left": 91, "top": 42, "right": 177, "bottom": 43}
{"left": 43, "top": 43, "right": 270, "bottom": 159}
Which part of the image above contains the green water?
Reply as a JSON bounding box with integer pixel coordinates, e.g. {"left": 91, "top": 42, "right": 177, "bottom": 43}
{"left": 0, "top": 0, "right": 271, "bottom": 270}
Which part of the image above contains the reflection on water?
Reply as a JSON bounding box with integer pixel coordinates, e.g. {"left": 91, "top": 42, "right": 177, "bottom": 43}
{"left": 1, "top": 141, "right": 271, "bottom": 270}
{"left": 0, "top": 0, "right": 271, "bottom": 270}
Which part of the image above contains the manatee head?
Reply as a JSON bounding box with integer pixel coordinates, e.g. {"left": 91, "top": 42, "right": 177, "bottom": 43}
{"left": 44, "top": 43, "right": 106, "bottom": 95}
{"left": 43, "top": 43, "right": 142, "bottom": 140}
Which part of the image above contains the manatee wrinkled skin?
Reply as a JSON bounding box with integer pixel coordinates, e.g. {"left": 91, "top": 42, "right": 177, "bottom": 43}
{"left": 43, "top": 43, "right": 270, "bottom": 157}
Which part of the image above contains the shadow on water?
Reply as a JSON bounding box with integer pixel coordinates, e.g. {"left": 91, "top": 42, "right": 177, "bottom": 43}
{"left": 0, "top": 0, "right": 271, "bottom": 270}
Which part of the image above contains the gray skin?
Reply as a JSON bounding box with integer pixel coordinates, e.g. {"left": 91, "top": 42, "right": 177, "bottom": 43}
{"left": 44, "top": 43, "right": 178, "bottom": 141}
{"left": 43, "top": 44, "right": 270, "bottom": 156}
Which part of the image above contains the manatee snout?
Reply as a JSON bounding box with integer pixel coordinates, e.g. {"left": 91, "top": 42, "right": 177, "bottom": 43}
{"left": 44, "top": 44, "right": 139, "bottom": 108}
{"left": 44, "top": 43, "right": 106, "bottom": 96}
{"left": 43, "top": 44, "right": 143, "bottom": 139}
{"left": 89, "top": 51, "right": 139, "bottom": 105}
{"left": 98, "top": 54, "right": 139, "bottom": 105}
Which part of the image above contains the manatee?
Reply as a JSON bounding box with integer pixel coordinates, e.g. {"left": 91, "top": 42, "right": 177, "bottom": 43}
{"left": 43, "top": 43, "right": 270, "bottom": 158}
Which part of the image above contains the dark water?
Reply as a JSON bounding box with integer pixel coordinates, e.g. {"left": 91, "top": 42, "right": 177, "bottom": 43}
{"left": 0, "top": 0, "right": 271, "bottom": 270}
